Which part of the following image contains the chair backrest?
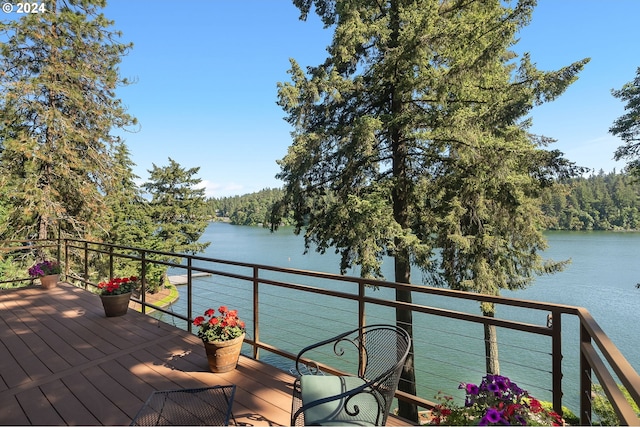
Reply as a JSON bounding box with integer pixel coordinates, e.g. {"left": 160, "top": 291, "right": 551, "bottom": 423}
{"left": 357, "top": 324, "right": 411, "bottom": 422}
{"left": 291, "top": 323, "right": 412, "bottom": 426}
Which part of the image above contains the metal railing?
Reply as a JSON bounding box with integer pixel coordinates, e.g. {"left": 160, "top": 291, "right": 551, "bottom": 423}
{"left": 3, "top": 238, "right": 639, "bottom": 425}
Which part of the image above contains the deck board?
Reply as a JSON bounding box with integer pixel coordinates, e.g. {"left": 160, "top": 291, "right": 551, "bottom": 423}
{"left": 0, "top": 283, "right": 413, "bottom": 426}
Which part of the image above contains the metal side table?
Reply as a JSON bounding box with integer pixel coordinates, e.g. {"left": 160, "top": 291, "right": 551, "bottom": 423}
{"left": 131, "top": 385, "right": 236, "bottom": 426}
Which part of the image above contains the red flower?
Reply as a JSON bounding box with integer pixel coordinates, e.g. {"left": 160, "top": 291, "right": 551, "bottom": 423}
{"left": 193, "top": 306, "right": 246, "bottom": 343}
{"left": 529, "top": 397, "right": 543, "bottom": 413}
{"left": 98, "top": 276, "right": 139, "bottom": 295}
{"left": 504, "top": 403, "right": 519, "bottom": 418}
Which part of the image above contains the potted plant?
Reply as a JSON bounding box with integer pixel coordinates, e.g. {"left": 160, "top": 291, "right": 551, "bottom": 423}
{"left": 28, "top": 260, "right": 62, "bottom": 289}
{"left": 193, "top": 306, "right": 246, "bottom": 373}
{"left": 429, "top": 374, "right": 565, "bottom": 426}
{"left": 98, "top": 276, "right": 139, "bottom": 317}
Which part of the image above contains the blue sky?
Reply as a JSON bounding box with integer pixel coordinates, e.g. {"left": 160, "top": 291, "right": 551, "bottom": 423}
{"left": 104, "top": 1, "right": 640, "bottom": 198}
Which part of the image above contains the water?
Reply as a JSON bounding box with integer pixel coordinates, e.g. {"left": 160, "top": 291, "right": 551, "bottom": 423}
{"left": 504, "top": 231, "right": 640, "bottom": 369}
{"left": 170, "top": 223, "right": 640, "bottom": 411}
{"left": 199, "top": 224, "right": 640, "bottom": 363}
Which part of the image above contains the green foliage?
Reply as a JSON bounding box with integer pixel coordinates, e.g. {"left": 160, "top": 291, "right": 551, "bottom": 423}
{"left": 539, "top": 401, "right": 579, "bottom": 426}
{"left": 592, "top": 384, "right": 640, "bottom": 426}
{"left": 540, "top": 171, "right": 640, "bottom": 231}
{"left": 0, "top": 254, "right": 21, "bottom": 288}
{"left": 0, "top": 0, "right": 137, "bottom": 242}
{"left": 610, "top": 67, "right": 640, "bottom": 177}
{"left": 96, "top": 143, "right": 155, "bottom": 282}
{"left": 141, "top": 158, "right": 210, "bottom": 292}
{"left": 273, "top": 0, "right": 588, "bottom": 420}
{"left": 207, "top": 188, "right": 291, "bottom": 226}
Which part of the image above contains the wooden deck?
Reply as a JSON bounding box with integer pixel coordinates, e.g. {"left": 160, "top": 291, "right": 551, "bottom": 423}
{"left": 0, "top": 282, "right": 413, "bottom": 426}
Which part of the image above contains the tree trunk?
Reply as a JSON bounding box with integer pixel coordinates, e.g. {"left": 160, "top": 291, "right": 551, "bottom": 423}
{"left": 394, "top": 250, "right": 418, "bottom": 422}
{"left": 389, "top": 13, "right": 418, "bottom": 414}
{"left": 390, "top": 117, "right": 418, "bottom": 421}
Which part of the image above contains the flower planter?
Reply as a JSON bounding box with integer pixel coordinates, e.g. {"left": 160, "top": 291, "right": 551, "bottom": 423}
{"left": 39, "top": 274, "right": 59, "bottom": 289}
{"left": 100, "top": 292, "right": 132, "bottom": 317}
{"left": 203, "top": 333, "right": 245, "bottom": 373}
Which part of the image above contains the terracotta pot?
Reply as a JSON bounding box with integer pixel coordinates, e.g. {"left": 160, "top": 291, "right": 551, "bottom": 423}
{"left": 100, "top": 292, "right": 132, "bottom": 317}
{"left": 203, "top": 333, "right": 245, "bottom": 373}
{"left": 40, "top": 274, "right": 59, "bottom": 289}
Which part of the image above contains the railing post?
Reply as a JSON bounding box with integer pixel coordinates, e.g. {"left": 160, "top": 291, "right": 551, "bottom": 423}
{"left": 358, "top": 280, "right": 366, "bottom": 330}
{"left": 64, "top": 239, "right": 69, "bottom": 279}
{"left": 140, "top": 251, "right": 147, "bottom": 314}
{"left": 580, "top": 321, "right": 593, "bottom": 426}
{"left": 108, "top": 246, "right": 114, "bottom": 280}
{"left": 550, "top": 309, "right": 563, "bottom": 416}
{"left": 358, "top": 280, "right": 366, "bottom": 378}
{"left": 253, "top": 266, "right": 260, "bottom": 360}
{"left": 56, "top": 223, "right": 61, "bottom": 265}
{"left": 83, "top": 241, "right": 89, "bottom": 289}
{"left": 187, "top": 258, "right": 193, "bottom": 333}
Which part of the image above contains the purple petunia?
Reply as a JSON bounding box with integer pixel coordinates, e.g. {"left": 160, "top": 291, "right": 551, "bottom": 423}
{"left": 433, "top": 374, "right": 563, "bottom": 426}
{"left": 28, "top": 260, "right": 61, "bottom": 277}
{"left": 480, "top": 408, "right": 503, "bottom": 425}
{"left": 495, "top": 376, "right": 509, "bottom": 391}
{"left": 487, "top": 382, "right": 501, "bottom": 394}
{"left": 466, "top": 383, "right": 480, "bottom": 395}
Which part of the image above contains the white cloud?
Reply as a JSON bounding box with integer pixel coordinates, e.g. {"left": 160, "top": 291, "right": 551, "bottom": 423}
{"left": 195, "top": 180, "right": 245, "bottom": 199}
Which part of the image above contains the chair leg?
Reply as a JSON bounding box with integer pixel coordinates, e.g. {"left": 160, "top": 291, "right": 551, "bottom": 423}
{"left": 290, "top": 378, "right": 304, "bottom": 426}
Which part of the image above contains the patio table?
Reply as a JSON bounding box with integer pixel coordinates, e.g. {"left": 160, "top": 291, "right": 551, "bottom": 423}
{"left": 130, "top": 385, "right": 236, "bottom": 426}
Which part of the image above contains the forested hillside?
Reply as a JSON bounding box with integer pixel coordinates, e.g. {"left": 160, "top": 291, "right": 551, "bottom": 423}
{"left": 206, "top": 188, "right": 292, "bottom": 226}
{"left": 208, "top": 172, "right": 640, "bottom": 231}
{"left": 541, "top": 171, "right": 640, "bottom": 231}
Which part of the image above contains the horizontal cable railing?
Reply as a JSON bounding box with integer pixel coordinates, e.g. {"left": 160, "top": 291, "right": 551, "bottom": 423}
{"left": 2, "top": 237, "right": 639, "bottom": 425}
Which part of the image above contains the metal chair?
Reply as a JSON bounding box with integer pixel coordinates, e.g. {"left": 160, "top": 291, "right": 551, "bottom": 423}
{"left": 290, "top": 324, "right": 411, "bottom": 426}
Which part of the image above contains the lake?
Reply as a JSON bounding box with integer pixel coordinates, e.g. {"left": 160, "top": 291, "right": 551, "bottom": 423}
{"left": 175, "top": 222, "right": 640, "bottom": 410}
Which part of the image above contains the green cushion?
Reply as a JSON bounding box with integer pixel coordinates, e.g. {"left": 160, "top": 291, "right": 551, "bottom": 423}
{"left": 300, "top": 375, "right": 380, "bottom": 426}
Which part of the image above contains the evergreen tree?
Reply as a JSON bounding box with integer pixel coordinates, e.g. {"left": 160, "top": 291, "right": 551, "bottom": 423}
{"left": 539, "top": 172, "right": 640, "bottom": 231}
{"left": 143, "top": 158, "right": 210, "bottom": 252}
{"left": 141, "top": 158, "right": 210, "bottom": 291}
{"left": 208, "top": 188, "right": 291, "bottom": 226}
{"left": 0, "top": 0, "right": 137, "bottom": 243}
{"left": 611, "top": 67, "right": 640, "bottom": 177}
{"left": 272, "top": 1, "right": 587, "bottom": 419}
{"left": 100, "top": 143, "right": 155, "bottom": 278}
